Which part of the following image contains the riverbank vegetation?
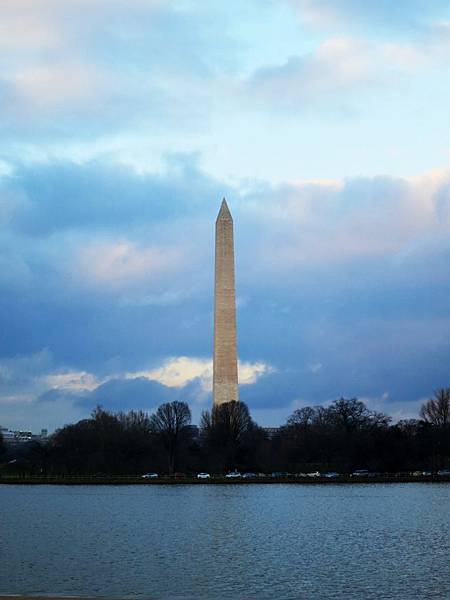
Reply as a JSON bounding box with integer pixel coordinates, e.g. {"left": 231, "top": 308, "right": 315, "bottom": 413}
{"left": 1, "top": 391, "right": 449, "bottom": 478}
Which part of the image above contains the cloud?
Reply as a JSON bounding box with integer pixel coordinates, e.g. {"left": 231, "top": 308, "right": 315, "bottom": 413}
{"left": 249, "top": 37, "right": 374, "bottom": 106}
{"left": 11, "top": 64, "right": 111, "bottom": 112}
{"left": 361, "top": 392, "right": 426, "bottom": 423}
{"left": 1, "top": 158, "right": 450, "bottom": 431}
{"left": 43, "top": 371, "right": 103, "bottom": 393}
{"left": 77, "top": 240, "right": 183, "bottom": 289}
{"left": 0, "top": 349, "right": 53, "bottom": 390}
{"left": 246, "top": 32, "right": 449, "bottom": 111}
{"left": 1, "top": 1, "right": 450, "bottom": 432}
{"left": 127, "top": 356, "right": 272, "bottom": 392}
{"left": 1, "top": 0, "right": 449, "bottom": 185}
{"left": 240, "top": 168, "right": 450, "bottom": 272}
{"left": 0, "top": 16, "right": 61, "bottom": 52}
{"left": 0, "top": 0, "right": 239, "bottom": 144}
{"left": 287, "top": 1, "right": 448, "bottom": 32}
{"left": 0, "top": 347, "right": 272, "bottom": 430}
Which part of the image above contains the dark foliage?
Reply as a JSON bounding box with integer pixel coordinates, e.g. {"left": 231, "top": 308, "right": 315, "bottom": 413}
{"left": 200, "top": 401, "right": 268, "bottom": 472}
{"left": 0, "top": 431, "right": 5, "bottom": 457}
{"left": 150, "top": 401, "right": 192, "bottom": 474}
{"left": 421, "top": 389, "right": 450, "bottom": 427}
{"left": 1, "top": 395, "right": 449, "bottom": 477}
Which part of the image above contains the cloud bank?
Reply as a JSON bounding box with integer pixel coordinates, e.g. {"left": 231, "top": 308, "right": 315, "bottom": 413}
{"left": 1, "top": 157, "right": 449, "bottom": 430}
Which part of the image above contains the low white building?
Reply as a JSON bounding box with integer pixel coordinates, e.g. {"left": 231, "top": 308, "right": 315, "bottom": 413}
{"left": 1, "top": 426, "right": 48, "bottom": 445}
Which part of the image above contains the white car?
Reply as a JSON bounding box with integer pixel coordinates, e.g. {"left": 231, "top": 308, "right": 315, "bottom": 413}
{"left": 225, "top": 471, "right": 241, "bottom": 478}
{"left": 197, "top": 472, "right": 211, "bottom": 479}
{"left": 141, "top": 472, "right": 158, "bottom": 479}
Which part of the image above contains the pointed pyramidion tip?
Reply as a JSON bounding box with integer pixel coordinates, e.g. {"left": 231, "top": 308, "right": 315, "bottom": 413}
{"left": 217, "top": 197, "right": 232, "bottom": 221}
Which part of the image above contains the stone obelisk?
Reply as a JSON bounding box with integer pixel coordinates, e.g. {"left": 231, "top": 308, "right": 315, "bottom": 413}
{"left": 213, "top": 198, "right": 239, "bottom": 405}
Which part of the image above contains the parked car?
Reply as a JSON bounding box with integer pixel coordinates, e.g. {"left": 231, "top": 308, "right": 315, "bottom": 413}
{"left": 306, "top": 471, "right": 321, "bottom": 477}
{"left": 324, "top": 472, "right": 340, "bottom": 478}
{"left": 437, "top": 469, "right": 450, "bottom": 476}
{"left": 197, "top": 472, "right": 210, "bottom": 479}
{"left": 243, "top": 472, "right": 256, "bottom": 479}
{"left": 225, "top": 471, "right": 241, "bottom": 478}
{"left": 352, "top": 469, "right": 369, "bottom": 477}
{"left": 141, "top": 472, "right": 158, "bottom": 479}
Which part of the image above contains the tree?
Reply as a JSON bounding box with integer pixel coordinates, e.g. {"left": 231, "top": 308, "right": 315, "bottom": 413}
{"left": 286, "top": 406, "right": 316, "bottom": 429}
{"left": 200, "top": 401, "right": 258, "bottom": 472}
{"left": 150, "top": 401, "right": 192, "bottom": 475}
{"left": 0, "top": 431, "right": 5, "bottom": 458}
{"left": 328, "top": 397, "right": 390, "bottom": 432}
{"left": 50, "top": 407, "right": 160, "bottom": 476}
{"left": 420, "top": 389, "right": 450, "bottom": 427}
{"left": 281, "top": 399, "right": 392, "bottom": 472}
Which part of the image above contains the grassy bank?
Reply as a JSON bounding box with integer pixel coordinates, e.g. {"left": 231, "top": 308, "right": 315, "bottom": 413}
{"left": 1, "top": 475, "right": 449, "bottom": 485}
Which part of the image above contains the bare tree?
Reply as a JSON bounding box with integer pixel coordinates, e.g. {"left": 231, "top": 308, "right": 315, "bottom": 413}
{"left": 420, "top": 389, "right": 450, "bottom": 427}
{"left": 150, "top": 401, "right": 191, "bottom": 474}
{"left": 201, "top": 401, "right": 254, "bottom": 445}
{"left": 286, "top": 406, "right": 316, "bottom": 429}
{"left": 200, "top": 401, "right": 256, "bottom": 471}
{"left": 329, "top": 397, "right": 390, "bottom": 431}
{"left": 0, "top": 430, "right": 5, "bottom": 457}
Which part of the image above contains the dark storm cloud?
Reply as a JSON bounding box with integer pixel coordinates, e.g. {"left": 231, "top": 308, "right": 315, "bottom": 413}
{"left": 4, "top": 158, "right": 228, "bottom": 236}
{"left": 0, "top": 158, "right": 222, "bottom": 369}
{"left": 79, "top": 377, "right": 177, "bottom": 411}
{"left": 37, "top": 375, "right": 209, "bottom": 416}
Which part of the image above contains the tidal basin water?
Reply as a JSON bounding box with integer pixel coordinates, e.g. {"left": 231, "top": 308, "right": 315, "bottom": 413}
{"left": 1, "top": 484, "right": 449, "bottom": 599}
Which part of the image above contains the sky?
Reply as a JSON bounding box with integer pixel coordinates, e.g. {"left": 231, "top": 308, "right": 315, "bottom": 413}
{"left": 1, "top": 0, "right": 450, "bottom": 432}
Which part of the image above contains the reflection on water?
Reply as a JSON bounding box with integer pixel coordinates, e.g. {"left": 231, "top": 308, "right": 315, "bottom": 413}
{"left": 1, "top": 483, "right": 449, "bottom": 599}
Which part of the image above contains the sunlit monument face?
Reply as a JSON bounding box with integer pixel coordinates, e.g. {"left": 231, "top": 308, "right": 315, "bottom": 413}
{"left": 213, "top": 199, "right": 239, "bottom": 405}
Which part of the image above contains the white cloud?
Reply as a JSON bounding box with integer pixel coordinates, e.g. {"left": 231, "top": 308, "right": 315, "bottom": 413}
{"left": 11, "top": 64, "right": 112, "bottom": 112}
{"left": 239, "top": 361, "right": 274, "bottom": 385}
{"left": 129, "top": 357, "right": 213, "bottom": 390}
{"left": 1, "top": 351, "right": 273, "bottom": 431}
{"left": 249, "top": 36, "right": 375, "bottom": 107}
{"left": 43, "top": 371, "right": 103, "bottom": 393}
{"left": 126, "top": 356, "right": 273, "bottom": 392}
{"left": 247, "top": 32, "right": 443, "bottom": 111}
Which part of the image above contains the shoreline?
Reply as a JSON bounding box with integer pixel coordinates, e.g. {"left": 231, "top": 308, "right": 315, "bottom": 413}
{"left": 1, "top": 475, "right": 449, "bottom": 485}
{"left": 0, "top": 597, "right": 122, "bottom": 600}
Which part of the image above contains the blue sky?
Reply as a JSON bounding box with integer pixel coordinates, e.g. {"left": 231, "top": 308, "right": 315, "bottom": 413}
{"left": 1, "top": 0, "right": 450, "bottom": 431}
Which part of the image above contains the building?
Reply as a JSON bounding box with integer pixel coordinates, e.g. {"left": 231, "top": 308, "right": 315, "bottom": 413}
{"left": 0, "top": 426, "right": 48, "bottom": 445}
{"left": 263, "top": 427, "right": 281, "bottom": 440}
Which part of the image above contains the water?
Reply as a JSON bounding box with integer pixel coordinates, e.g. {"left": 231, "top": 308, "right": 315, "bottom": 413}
{"left": 1, "top": 483, "right": 449, "bottom": 599}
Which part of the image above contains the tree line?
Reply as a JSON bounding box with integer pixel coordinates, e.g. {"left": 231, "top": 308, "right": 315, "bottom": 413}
{"left": 1, "top": 389, "right": 449, "bottom": 477}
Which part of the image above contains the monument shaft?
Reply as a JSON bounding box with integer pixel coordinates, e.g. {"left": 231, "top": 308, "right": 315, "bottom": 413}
{"left": 213, "top": 199, "right": 239, "bottom": 405}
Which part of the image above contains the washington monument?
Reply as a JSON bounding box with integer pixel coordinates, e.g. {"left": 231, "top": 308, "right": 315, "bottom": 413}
{"left": 213, "top": 199, "right": 239, "bottom": 405}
